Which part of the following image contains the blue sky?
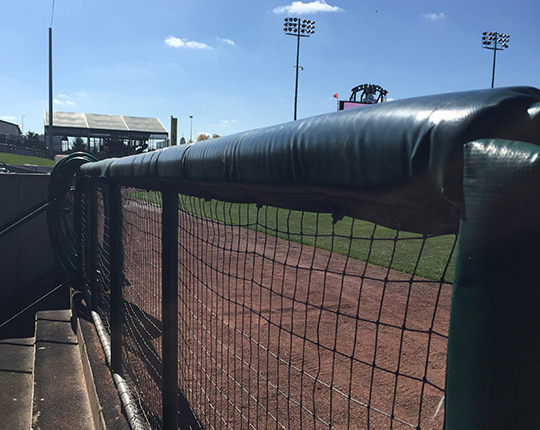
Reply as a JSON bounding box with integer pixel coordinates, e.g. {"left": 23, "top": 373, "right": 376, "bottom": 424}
{"left": 1, "top": 0, "right": 539, "bottom": 140}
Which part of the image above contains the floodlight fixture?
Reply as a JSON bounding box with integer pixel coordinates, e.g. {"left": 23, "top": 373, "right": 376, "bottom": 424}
{"left": 283, "top": 17, "right": 316, "bottom": 120}
{"left": 481, "top": 31, "right": 510, "bottom": 88}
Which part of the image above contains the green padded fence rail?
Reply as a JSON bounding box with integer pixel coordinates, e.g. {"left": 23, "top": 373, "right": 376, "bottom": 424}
{"left": 80, "top": 86, "right": 540, "bottom": 235}
{"left": 445, "top": 138, "right": 540, "bottom": 430}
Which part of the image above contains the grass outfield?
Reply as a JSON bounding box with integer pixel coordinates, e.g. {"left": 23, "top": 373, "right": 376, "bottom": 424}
{"left": 191, "top": 199, "right": 456, "bottom": 283}
{"left": 131, "top": 191, "right": 457, "bottom": 282}
{"left": 0, "top": 152, "right": 56, "bottom": 167}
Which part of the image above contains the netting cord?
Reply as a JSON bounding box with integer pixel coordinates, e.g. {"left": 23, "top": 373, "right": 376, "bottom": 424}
{"left": 91, "top": 310, "right": 149, "bottom": 430}
{"left": 47, "top": 152, "right": 97, "bottom": 278}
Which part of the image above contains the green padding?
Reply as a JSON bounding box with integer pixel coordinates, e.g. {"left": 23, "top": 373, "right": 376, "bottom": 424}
{"left": 80, "top": 86, "right": 540, "bottom": 235}
{"left": 445, "top": 139, "right": 540, "bottom": 429}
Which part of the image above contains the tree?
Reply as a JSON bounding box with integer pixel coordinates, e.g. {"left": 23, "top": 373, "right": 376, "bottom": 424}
{"left": 71, "top": 136, "right": 86, "bottom": 152}
{"left": 196, "top": 133, "right": 221, "bottom": 142}
{"left": 22, "top": 131, "right": 43, "bottom": 148}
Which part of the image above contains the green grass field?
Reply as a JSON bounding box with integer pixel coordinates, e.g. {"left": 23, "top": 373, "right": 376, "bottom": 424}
{"left": 0, "top": 152, "right": 56, "bottom": 167}
{"left": 192, "top": 199, "right": 456, "bottom": 282}
{"left": 132, "top": 191, "right": 457, "bottom": 282}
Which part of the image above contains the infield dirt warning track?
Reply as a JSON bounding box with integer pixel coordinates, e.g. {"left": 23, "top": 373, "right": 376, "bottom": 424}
{"left": 118, "top": 199, "right": 451, "bottom": 430}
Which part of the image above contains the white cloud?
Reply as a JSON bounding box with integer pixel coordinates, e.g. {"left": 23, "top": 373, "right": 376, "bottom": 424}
{"left": 422, "top": 12, "right": 446, "bottom": 22}
{"left": 273, "top": 0, "right": 343, "bottom": 14}
{"left": 219, "top": 119, "right": 238, "bottom": 127}
{"left": 54, "top": 93, "right": 76, "bottom": 106}
{"left": 165, "top": 36, "right": 212, "bottom": 50}
{"left": 54, "top": 98, "right": 75, "bottom": 106}
{"left": 217, "top": 38, "right": 235, "bottom": 46}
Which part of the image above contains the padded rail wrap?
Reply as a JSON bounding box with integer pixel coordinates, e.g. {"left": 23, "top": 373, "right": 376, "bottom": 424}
{"left": 445, "top": 138, "right": 540, "bottom": 429}
{"left": 79, "top": 86, "right": 540, "bottom": 235}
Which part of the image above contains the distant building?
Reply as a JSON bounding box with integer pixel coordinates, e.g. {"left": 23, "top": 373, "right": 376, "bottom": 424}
{"left": 0, "top": 119, "right": 22, "bottom": 144}
{"left": 44, "top": 111, "right": 169, "bottom": 155}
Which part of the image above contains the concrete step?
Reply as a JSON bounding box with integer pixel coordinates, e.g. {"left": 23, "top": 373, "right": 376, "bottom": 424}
{"left": 0, "top": 337, "right": 35, "bottom": 430}
{"left": 32, "top": 309, "right": 95, "bottom": 430}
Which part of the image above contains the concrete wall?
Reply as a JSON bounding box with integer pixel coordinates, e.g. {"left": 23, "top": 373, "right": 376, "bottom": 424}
{"left": 0, "top": 174, "right": 58, "bottom": 302}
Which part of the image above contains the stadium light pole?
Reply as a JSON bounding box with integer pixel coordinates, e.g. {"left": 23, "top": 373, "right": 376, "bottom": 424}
{"left": 48, "top": 27, "right": 54, "bottom": 150}
{"left": 482, "top": 31, "right": 510, "bottom": 88}
{"left": 283, "top": 17, "right": 315, "bottom": 121}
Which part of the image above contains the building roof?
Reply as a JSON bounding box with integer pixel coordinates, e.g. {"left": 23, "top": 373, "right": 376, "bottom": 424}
{"left": 44, "top": 111, "right": 168, "bottom": 139}
{"left": 0, "top": 119, "right": 22, "bottom": 136}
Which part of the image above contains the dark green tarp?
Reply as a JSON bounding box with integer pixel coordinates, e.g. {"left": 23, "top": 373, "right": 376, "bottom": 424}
{"left": 80, "top": 86, "right": 540, "bottom": 235}
{"left": 447, "top": 138, "right": 540, "bottom": 429}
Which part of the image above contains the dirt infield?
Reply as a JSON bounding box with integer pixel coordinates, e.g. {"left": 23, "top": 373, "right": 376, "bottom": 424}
{"left": 117, "top": 199, "right": 452, "bottom": 430}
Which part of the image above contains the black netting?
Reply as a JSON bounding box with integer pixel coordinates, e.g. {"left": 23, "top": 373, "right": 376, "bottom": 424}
{"left": 175, "top": 197, "right": 455, "bottom": 430}
{"left": 120, "top": 188, "right": 164, "bottom": 428}
{"left": 81, "top": 189, "right": 455, "bottom": 430}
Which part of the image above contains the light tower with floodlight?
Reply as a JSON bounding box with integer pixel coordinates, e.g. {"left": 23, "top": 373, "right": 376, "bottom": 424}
{"left": 482, "top": 31, "right": 510, "bottom": 88}
{"left": 283, "top": 17, "right": 315, "bottom": 121}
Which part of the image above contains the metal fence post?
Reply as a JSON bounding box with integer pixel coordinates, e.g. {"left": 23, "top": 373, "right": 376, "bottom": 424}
{"left": 162, "top": 190, "right": 179, "bottom": 429}
{"left": 87, "top": 182, "right": 98, "bottom": 309}
{"left": 109, "top": 184, "right": 123, "bottom": 374}
{"left": 73, "top": 176, "right": 84, "bottom": 283}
